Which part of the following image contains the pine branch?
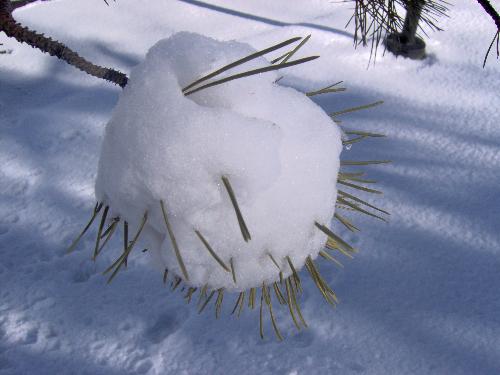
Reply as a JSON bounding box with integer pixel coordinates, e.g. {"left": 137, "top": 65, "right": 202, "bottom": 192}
{"left": 11, "top": 0, "right": 43, "bottom": 10}
{"left": 0, "top": 0, "right": 128, "bottom": 87}
{"left": 475, "top": 0, "right": 500, "bottom": 66}
{"left": 476, "top": 0, "right": 500, "bottom": 30}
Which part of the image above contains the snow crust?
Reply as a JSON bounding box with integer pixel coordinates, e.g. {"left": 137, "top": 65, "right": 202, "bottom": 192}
{"left": 95, "top": 32, "right": 342, "bottom": 290}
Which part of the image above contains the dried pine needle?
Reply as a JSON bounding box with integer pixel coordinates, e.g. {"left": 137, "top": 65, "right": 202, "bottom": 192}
{"left": 319, "top": 250, "right": 344, "bottom": 268}
{"left": 286, "top": 256, "right": 302, "bottom": 294}
{"left": 334, "top": 212, "right": 359, "bottom": 232}
{"left": 330, "top": 100, "right": 384, "bottom": 117}
{"left": 230, "top": 257, "right": 237, "bottom": 284}
{"left": 259, "top": 290, "right": 264, "bottom": 339}
{"left": 285, "top": 277, "right": 301, "bottom": 330}
{"left": 306, "top": 80, "right": 345, "bottom": 96}
{"left": 194, "top": 230, "right": 231, "bottom": 272}
{"left": 198, "top": 290, "right": 216, "bottom": 314}
{"left": 185, "top": 287, "right": 197, "bottom": 304}
{"left": 96, "top": 217, "right": 119, "bottom": 257}
{"left": 278, "top": 34, "right": 311, "bottom": 64}
{"left": 163, "top": 268, "right": 169, "bottom": 284}
{"left": 343, "top": 130, "right": 385, "bottom": 138}
{"left": 183, "top": 55, "right": 319, "bottom": 96}
{"left": 273, "top": 282, "right": 287, "bottom": 305}
{"left": 67, "top": 202, "right": 103, "bottom": 254}
{"left": 103, "top": 211, "right": 148, "bottom": 284}
{"left": 337, "top": 189, "right": 389, "bottom": 215}
{"left": 315, "top": 222, "right": 357, "bottom": 254}
{"left": 197, "top": 284, "right": 208, "bottom": 308}
{"left": 340, "top": 160, "right": 391, "bottom": 166}
{"left": 182, "top": 36, "right": 302, "bottom": 92}
{"left": 171, "top": 276, "right": 182, "bottom": 291}
{"left": 305, "top": 256, "right": 337, "bottom": 306}
{"left": 221, "top": 176, "right": 251, "bottom": 242}
{"left": 267, "top": 252, "right": 281, "bottom": 270}
{"left": 336, "top": 196, "right": 387, "bottom": 221}
{"left": 92, "top": 205, "right": 109, "bottom": 260}
{"left": 337, "top": 180, "right": 382, "bottom": 194}
{"left": 160, "top": 200, "right": 190, "bottom": 281}
{"left": 231, "top": 292, "right": 245, "bottom": 315}
{"left": 249, "top": 287, "right": 256, "bottom": 309}
{"left": 263, "top": 283, "right": 283, "bottom": 341}
{"left": 100, "top": 217, "right": 119, "bottom": 239}
{"left": 215, "top": 289, "right": 225, "bottom": 319}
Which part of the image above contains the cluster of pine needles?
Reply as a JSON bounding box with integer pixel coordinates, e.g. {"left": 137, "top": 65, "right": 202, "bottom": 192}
{"left": 68, "top": 35, "right": 390, "bottom": 341}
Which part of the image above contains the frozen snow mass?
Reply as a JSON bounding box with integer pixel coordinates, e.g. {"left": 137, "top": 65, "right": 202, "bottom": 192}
{"left": 95, "top": 32, "right": 343, "bottom": 291}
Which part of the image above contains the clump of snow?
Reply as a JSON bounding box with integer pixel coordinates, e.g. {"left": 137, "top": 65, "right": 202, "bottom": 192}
{"left": 95, "top": 32, "right": 342, "bottom": 291}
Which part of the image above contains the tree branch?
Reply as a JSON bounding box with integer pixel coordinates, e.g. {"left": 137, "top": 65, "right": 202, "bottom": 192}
{"left": 11, "top": 0, "right": 49, "bottom": 11}
{"left": 476, "top": 0, "right": 500, "bottom": 30}
{"left": 0, "top": 0, "right": 128, "bottom": 87}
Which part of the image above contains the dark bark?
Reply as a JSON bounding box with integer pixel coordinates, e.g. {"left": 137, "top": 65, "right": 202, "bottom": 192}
{"left": 476, "top": 0, "right": 500, "bottom": 30}
{"left": 0, "top": 0, "right": 128, "bottom": 87}
{"left": 12, "top": 0, "right": 47, "bottom": 10}
{"left": 402, "top": 0, "right": 424, "bottom": 44}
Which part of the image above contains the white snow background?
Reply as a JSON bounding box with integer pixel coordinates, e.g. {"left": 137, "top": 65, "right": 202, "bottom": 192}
{"left": 0, "top": 0, "right": 499, "bottom": 374}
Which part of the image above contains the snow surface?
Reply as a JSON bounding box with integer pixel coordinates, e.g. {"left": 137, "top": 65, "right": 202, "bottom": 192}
{"left": 96, "top": 32, "right": 341, "bottom": 291}
{"left": 1, "top": 0, "right": 499, "bottom": 374}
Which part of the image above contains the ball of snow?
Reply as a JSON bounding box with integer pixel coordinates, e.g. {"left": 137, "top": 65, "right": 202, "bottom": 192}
{"left": 95, "top": 32, "right": 342, "bottom": 291}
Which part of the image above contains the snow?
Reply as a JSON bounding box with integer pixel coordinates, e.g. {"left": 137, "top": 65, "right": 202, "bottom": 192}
{"left": 1, "top": 0, "right": 499, "bottom": 374}
{"left": 95, "top": 32, "right": 341, "bottom": 290}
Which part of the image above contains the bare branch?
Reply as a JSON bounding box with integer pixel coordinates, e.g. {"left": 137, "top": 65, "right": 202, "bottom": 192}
{"left": 0, "top": 0, "right": 128, "bottom": 87}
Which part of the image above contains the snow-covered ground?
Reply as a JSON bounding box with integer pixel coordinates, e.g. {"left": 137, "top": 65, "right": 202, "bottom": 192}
{"left": 1, "top": 0, "right": 499, "bottom": 374}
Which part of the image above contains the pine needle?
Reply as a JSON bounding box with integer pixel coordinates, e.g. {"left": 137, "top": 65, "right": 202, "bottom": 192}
{"left": 103, "top": 211, "right": 148, "bottom": 284}
{"left": 337, "top": 196, "right": 387, "bottom": 221}
{"left": 221, "top": 176, "right": 251, "bottom": 242}
{"left": 263, "top": 283, "right": 283, "bottom": 341}
{"left": 285, "top": 277, "right": 301, "bottom": 330}
{"left": 287, "top": 277, "right": 307, "bottom": 328}
{"left": 197, "top": 284, "right": 208, "bottom": 308}
{"left": 273, "top": 282, "right": 287, "bottom": 305}
{"left": 249, "top": 288, "right": 256, "bottom": 309}
{"left": 171, "top": 276, "right": 182, "bottom": 291}
{"left": 319, "top": 250, "right": 344, "bottom": 268}
{"left": 330, "top": 100, "right": 384, "bottom": 117}
{"left": 198, "top": 290, "right": 215, "bottom": 314}
{"left": 185, "top": 287, "right": 197, "bottom": 304}
{"left": 67, "top": 202, "right": 103, "bottom": 254}
{"left": 305, "top": 256, "right": 337, "bottom": 306}
{"left": 92, "top": 205, "right": 109, "bottom": 260}
{"left": 194, "top": 230, "right": 231, "bottom": 272}
{"left": 259, "top": 290, "right": 264, "bottom": 339}
{"left": 337, "top": 180, "right": 383, "bottom": 194}
{"left": 343, "top": 130, "right": 386, "bottom": 138}
{"left": 215, "top": 289, "right": 225, "bottom": 319}
{"left": 279, "top": 34, "right": 311, "bottom": 64}
{"left": 337, "top": 189, "right": 389, "bottom": 215}
{"left": 306, "top": 81, "right": 345, "bottom": 96}
{"left": 95, "top": 217, "right": 119, "bottom": 257}
{"left": 267, "top": 252, "right": 281, "bottom": 270}
{"left": 315, "top": 221, "right": 357, "bottom": 254}
{"left": 340, "top": 160, "right": 391, "bottom": 166}
{"left": 160, "top": 200, "right": 190, "bottom": 281}
{"left": 183, "top": 55, "right": 319, "bottom": 96}
{"left": 286, "top": 256, "right": 302, "bottom": 294}
{"left": 163, "top": 268, "right": 169, "bottom": 284}
{"left": 182, "top": 36, "right": 302, "bottom": 92}
{"left": 230, "top": 257, "right": 237, "bottom": 284}
{"left": 231, "top": 292, "right": 245, "bottom": 315}
{"left": 334, "top": 212, "right": 360, "bottom": 232}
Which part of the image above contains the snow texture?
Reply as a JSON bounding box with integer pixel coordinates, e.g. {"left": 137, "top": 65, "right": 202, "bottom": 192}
{"left": 96, "top": 32, "right": 341, "bottom": 290}
{"left": 1, "top": 0, "right": 499, "bottom": 374}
